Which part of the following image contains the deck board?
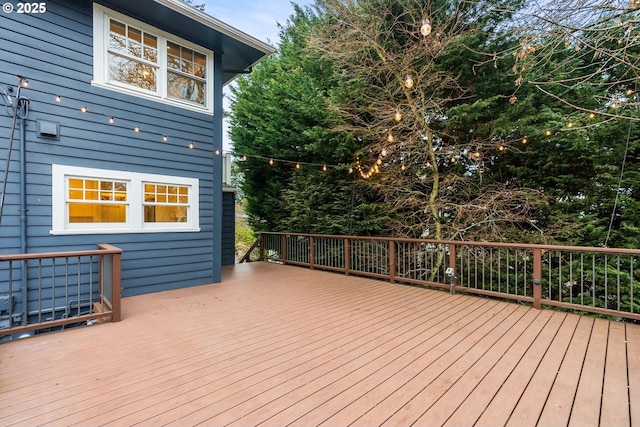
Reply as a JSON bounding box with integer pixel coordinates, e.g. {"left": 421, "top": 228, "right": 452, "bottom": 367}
{"left": 0, "top": 262, "right": 638, "bottom": 427}
{"left": 568, "top": 318, "right": 609, "bottom": 427}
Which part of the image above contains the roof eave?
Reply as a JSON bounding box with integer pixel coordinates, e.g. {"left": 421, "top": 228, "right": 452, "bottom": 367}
{"left": 152, "top": 0, "right": 276, "bottom": 55}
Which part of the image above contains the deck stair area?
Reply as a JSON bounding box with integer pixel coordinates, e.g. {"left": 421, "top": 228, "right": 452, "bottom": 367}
{"left": 1, "top": 262, "right": 638, "bottom": 426}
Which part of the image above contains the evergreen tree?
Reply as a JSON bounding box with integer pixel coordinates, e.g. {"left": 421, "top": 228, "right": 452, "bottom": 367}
{"left": 230, "top": 4, "right": 385, "bottom": 234}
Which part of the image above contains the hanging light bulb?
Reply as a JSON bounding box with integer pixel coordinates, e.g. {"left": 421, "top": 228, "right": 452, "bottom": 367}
{"left": 381, "top": 148, "right": 387, "bottom": 157}
{"left": 242, "top": 155, "right": 247, "bottom": 161}
{"left": 80, "top": 106, "right": 87, "bottom": 113}
{"left": 215, "top": 149, "right": 220, "bottom": 155}
{"left": 322, "top": 165, "right": 327, "bottom": 171}
{"left": 404, "top": 74, "right": 414, "bottom": 89}
{"left": 394, "top": 109, "right": 402, "bottom": 122}
{"left": 269, "top": 158, "right": 274, "bottom": 165}
{"left": 21, "top": 79, "right": 29, "bottom": 88}
{"left": 349, "top": 167, "right": 354, "bottom": 174}
{"left": 521, "top": 138, "right": 527, "bottom": 144}
{"left": 450, "top": 157, "right": 457, "bottom": 163}
{"left": 545, "top": 130, "right": 552, "bottom": 136}
{"left": 108, "top": 117, "right": 114, "bottom": 124}
{"left": 401, "top": 164, "right": 406, "bottom": 171}
{"left": 387, "top": 132, "right": 394, "bottom": 143}
{"left": 55, "top": 95, "right": 61, "bottom": 102}
{"left": 163, "top": 135, "right": 168, "bottom": 142}
{"left": 420, "top": 18, "right": 432, "bottom": 36}
{"left": 473, "top": 151, "right": 481, "bottom": 158}
{"left": 189, "top": 142, "right": 194, "bottom": 149}
{"left": 296, "top": 163, "right": 301, "bottom": 169}
{"left": 134, "top": 126, "right": 140, "bottom": 132}
{"left": 376, "top": 158, "right": 382, "bottom": 165}
{"left": 589, "top": 112, "right": 596, "bottom": 119}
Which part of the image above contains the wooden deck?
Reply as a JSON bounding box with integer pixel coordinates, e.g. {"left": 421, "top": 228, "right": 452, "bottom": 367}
{"left": 1, "top": 262, "right": 638, "bottom": 427}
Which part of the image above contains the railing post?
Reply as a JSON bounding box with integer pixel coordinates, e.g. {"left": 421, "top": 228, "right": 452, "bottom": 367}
{"left": 310, "top": 236, "right": 315, "bottom": 270}
{"left": 448, "top": 243, "right": 457, "bottom": 294}
{"left": 389, "top": 239, "right": 396, "bottom": 284}
{"left": 344, "top": 238, "right": 350, "bottom": 276}
{"left": 259, "top": 234, "right": 265, "bottom": 261}
{"left": 110, "top": 250, "right": 122, "bottom": 322}
{"left": 533, "top": 248, "right": 542, "bottom": 309}
{"left": 98, "top": 244, "right": 122, "bottom": 323}
{"left": 281, "top": 234, "right": 287, "bottom": 265}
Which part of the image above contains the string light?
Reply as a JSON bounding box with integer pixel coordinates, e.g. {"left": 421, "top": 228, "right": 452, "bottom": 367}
{"left": 215, "top": 149, "right": 220, "bottom": 155}
{"left": 242, "top": 155, "right": 247, "bottom": 161}
{"left": 381, "top": 148, "right": 387, "bottom": 157}
{"left": 322, "top": 165, "right": 327, "bottom": 171}
{"left": 189, "top": 142, "right": 194, "bottom": 149}
{"left": 55, "top": 95, "right": 61, "bottom": 102}
{"left": 21, "top": 79, "right": 29, "bottom": 88}
{"left": 420, "top": 18, "right": 432, "bottom": 36}
{"left": 64, "top": 99, "right": 206, "bottom": 152}
{"left": 589, "top": 112, "right": 596, "bottom": 119}
{"left": 394, "top": 109, "right": 402, "bottom": 122}
{"left": 521, "top": 138, "right": 527, "bottom": 144}
{"left": 545, "top": 130, "right": 552, "bottom": 136}
{"left": 269, "top": 158, "right": 274, "bottom": 165}
{"left": 296, "top": 163, "right": 301, "bottom": 169}
{"left": 404, "top": 74, "right": 414, "bottom": 89}
{"left": 387, "top": 132, "right": 394, "bottom": 143}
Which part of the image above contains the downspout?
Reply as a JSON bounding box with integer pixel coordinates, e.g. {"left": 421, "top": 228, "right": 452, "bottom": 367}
{"left": 19, "top": 117, "right": 27, "bottom": 325}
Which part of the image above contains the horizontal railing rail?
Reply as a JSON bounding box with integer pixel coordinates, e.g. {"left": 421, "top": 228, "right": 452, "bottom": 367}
{"left": 0, "top": 244, "right": 122, "bottom": 339}
{"left": 256, "top": 232, "right": 640, "bottom": 321}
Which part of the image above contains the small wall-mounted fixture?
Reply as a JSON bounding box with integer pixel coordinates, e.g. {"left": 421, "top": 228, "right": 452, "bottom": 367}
{"left": 36, "top": 120, "right": 60, "bottom": 140}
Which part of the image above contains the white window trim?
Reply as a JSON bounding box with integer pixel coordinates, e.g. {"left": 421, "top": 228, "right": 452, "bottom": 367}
{"left": 51, "top": 164, "right": 200, "bottom": 235}
{"left": 92, "top": 3, "right": 214, "bottom": 115}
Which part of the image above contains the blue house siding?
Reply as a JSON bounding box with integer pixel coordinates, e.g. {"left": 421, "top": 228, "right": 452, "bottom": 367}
{"left": 0, "top": 0, "right": 246, "bottom": 300}
{"left": 221, "top": 190, "right": 236, "bottom": 266}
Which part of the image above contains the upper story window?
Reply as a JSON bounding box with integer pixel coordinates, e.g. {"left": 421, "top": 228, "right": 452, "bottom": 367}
{"left": 93, "top": 4, "right": 213, "bottom": 114}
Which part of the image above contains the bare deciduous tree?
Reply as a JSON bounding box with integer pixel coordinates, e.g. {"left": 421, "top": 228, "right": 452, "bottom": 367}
{"left": 308, "top": 0, "right": 546, "bottom": 243}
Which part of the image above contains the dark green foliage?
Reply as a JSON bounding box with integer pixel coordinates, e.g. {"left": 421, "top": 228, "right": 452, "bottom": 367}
{"left": 230, "top": 4, "right": 382, "bottom": 234}
{"left": 230, "top": 0, "right": 640, "bottom": 249}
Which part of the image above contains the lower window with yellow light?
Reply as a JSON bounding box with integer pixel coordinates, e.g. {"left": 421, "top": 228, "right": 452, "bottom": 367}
{"left": 51, "top": 164, "right": 199, "bottom": 234}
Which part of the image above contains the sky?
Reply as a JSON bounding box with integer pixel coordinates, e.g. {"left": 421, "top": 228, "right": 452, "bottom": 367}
{"left": 202, "top": 0, "right": 314, "bottom": 48}
{"left": 199, "top": 1, "right": 315, "bottom": 150}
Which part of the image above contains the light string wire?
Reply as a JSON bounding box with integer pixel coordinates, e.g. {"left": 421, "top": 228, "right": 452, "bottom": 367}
{"left": 53, "top": 94, "right": 215, "bottom": 151}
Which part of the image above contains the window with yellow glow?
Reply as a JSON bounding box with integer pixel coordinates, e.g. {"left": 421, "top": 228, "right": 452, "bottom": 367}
{"left": 52, "top": 164, "right": 200, "bottom": 235}
{"left": 68, "top": 178, "right": 128, "bottom": 223}
{"left": 143, "top": 183, "right": 189, "bottom": 223}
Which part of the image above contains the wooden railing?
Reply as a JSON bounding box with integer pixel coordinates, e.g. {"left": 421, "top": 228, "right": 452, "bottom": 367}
{"left": 0, "top": 244, "right": 122, "bottom": 339}
{"left": 246, "top": 233, "right": 640, "bottom": 321}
